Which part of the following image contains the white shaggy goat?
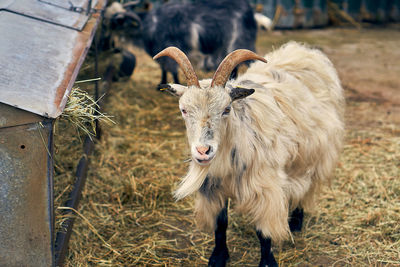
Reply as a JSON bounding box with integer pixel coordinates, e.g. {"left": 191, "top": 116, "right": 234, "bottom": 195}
{"left": 154, "top": 42, "right": 344, "bottom": 266}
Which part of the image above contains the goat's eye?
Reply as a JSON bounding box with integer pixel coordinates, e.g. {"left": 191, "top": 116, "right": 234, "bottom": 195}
{"left": 181, "top": 109, "right": 187, "bottom": 115}
{"left": 222, "top": 106, "right": 231, "bottom": 116}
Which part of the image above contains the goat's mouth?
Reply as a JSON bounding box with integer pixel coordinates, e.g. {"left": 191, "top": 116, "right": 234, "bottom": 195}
{"left": 194, "top": 156, "right": 214, "bottom": 166}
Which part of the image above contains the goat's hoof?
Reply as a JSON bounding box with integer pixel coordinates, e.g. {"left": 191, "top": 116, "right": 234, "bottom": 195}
{"left": 208, "top": 247, "right": 229, "bottom": 267}
{"left": 258, "top": 253, "right": 278, "bottom": 267}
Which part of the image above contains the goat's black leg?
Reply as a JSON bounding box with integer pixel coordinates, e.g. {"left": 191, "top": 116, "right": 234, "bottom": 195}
{"left": 172, "top": 71, "right": 180, "bottom": 84}
{"left": 157, "top": 70, "right": 169, "bottom": 90}
{"left": 289, "top": 207, "right": 304, "bottom": 232}
{"left": 160, "top": 69, "right": 168, "bottom": 84}
{"left": 208, "top": 206, "right": 229, "bottom": 267}
{"left": 257, "top": 231, "right": 278, "bottom": 267}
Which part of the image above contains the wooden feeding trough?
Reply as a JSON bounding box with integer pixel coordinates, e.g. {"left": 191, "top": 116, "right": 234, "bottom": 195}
{"left": 0, "top": 0, "right": 107, "bottom": 266}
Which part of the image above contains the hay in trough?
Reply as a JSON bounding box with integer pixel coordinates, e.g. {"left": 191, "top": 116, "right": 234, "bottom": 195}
{"left": 59, "top": 87, "right": 114, "bottom": 140}
{"left": 54, "top": 27, "right": 400, "bottom": 266}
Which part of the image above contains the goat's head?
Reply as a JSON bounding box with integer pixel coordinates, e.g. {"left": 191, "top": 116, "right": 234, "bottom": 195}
{"left": 105, "top": 2, "right": 142, "bottom": 31}
{"left": 154, "top": 47, "right": 267, "bottom": 166}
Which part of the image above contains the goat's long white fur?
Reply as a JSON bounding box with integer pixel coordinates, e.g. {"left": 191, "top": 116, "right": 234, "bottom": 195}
{"left": 175, "top": 42, "right": 344, "bottom": 242}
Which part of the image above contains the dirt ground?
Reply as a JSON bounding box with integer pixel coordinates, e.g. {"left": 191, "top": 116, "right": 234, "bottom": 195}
{"left": 58, "top": 26, "right": 400, "bottom": 266}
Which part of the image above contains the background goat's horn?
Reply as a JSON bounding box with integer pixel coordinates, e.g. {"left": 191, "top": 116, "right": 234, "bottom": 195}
{"left": 153, "top": 47, "right": 200, "bottom": 87}
{"left": 211, "top": 49, "right": 267, "bottom": 87}
{"left": 123, "top": 0, "right": 141, "bottom": 8}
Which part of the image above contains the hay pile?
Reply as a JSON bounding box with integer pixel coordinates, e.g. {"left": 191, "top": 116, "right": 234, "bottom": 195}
{"left": 55, "top": 28, "right": 400, "bottom": 266}
{"left": 327, "top": 1, "right": 362, "bottom": 28}
{"left": 59, "top": 87, "right": 113, "bottom": 139}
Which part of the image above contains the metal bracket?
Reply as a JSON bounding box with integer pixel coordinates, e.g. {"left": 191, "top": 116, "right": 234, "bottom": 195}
{"left": 38, "top": 0, "right": 101, "bottom": 15}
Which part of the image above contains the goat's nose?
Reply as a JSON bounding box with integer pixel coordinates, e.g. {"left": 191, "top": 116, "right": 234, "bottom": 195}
{"left": 196, "top": 146, "right": 211, "bottom": 155}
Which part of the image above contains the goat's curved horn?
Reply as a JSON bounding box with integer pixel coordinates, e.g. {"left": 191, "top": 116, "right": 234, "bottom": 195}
{"left": 211, "top": 49, "right": 267, "bottom": 88}
{"left": 124, "top": 11, "right": 141, "bottom": 27}
{"left": 123, "top": 0, "right": 141, "bottom": 8}
{"left": 153, "top": 47, "right": 200, "bottom": 87}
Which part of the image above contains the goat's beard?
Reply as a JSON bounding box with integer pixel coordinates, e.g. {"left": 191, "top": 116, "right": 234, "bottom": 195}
{"left": 174, "top": 162, "right": 209, "bottom": 200}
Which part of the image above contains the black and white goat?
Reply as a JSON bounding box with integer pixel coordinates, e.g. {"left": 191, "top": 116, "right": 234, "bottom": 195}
{"left": 154, "top": 42, "right": 344, "bottom": 266}
{"left": 106, "top": 0, "right": 257, "bottom": 86}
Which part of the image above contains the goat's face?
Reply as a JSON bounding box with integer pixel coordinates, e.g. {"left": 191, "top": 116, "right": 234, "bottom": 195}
{"left": 161, "top": 83, "right": 254, "bottom": 166}
{"left": 179, "top": 86, "right": 231, "bottom": 165}
{"left": 154, "top": 47, "right": 265, "bottom": 166}
{"left": 105, "top": 2, "right": 142, "bottom": 33}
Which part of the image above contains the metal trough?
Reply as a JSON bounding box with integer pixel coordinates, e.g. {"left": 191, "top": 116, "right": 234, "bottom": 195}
{"left": 0, "top": 0, "right": 106, "bottom": 266}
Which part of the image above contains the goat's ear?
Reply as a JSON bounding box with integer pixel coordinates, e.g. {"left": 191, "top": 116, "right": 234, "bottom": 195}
{"left": 158, "top": 84, "right": 187, "bottom": 97}
{"left": 229, "top": 87, "right": 255, "bottom": 101}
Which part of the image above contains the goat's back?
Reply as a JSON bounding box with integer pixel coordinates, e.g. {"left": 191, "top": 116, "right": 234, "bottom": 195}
{"left": 247, "top": 42, "right": 344, "bottom": 117}
{"left": 236, "top": 42, "right": 344, "bottom": 210}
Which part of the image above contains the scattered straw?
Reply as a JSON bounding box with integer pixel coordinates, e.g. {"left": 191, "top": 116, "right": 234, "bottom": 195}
{"left": 53, "top": 28, "right": 400, "bottom": 266}
{"left": 58, "top": 207, "right": 121, "bottom": 256}
{"left": 74, "top": 77, "right": 102, "bottom": 84}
